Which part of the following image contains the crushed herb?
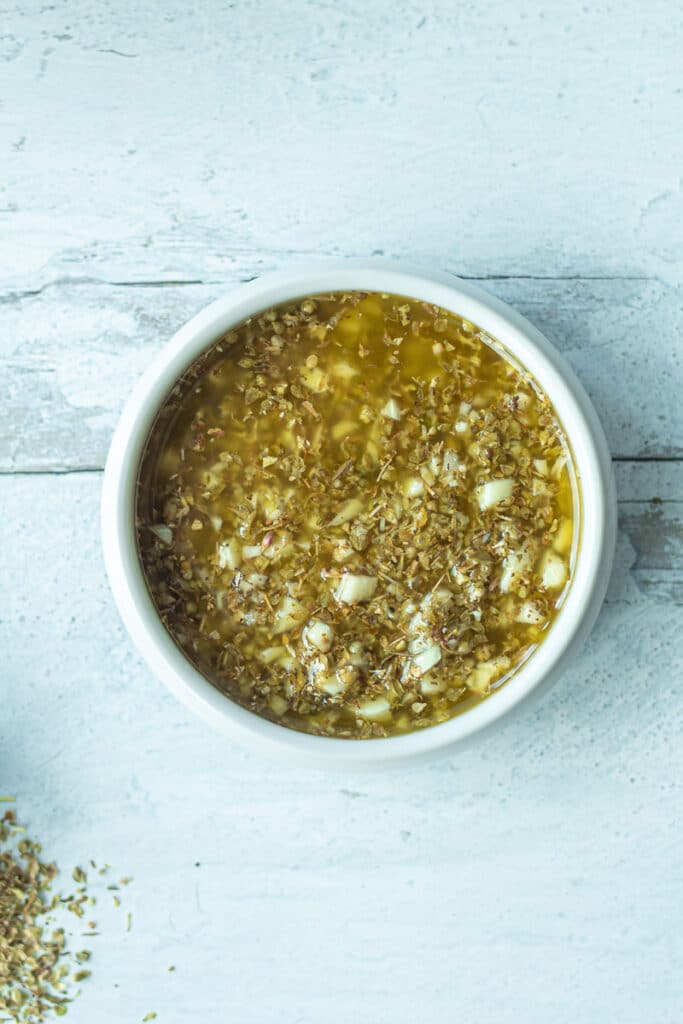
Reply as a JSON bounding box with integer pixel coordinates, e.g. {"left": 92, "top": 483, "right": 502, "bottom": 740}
{"left": 0, "top": 811, "right": 89, "bottom": 1021}
{"left": 0, "top": 812, "right": 137, "bottom": 1021}
{"left": 137, "top": 291, "right": 577, "bottom": 738}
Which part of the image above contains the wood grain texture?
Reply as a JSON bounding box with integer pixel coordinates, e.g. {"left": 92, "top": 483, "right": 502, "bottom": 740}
{"left": 1, "top": 466, "right": 682, "bottom": 1023}
{"left": 612, "top": 463, "right": 683, "bottom": 604}
{"left": 1, "top": 276, "right": 681, "bottom": 470}
{"left": 2, "top": 0, "right": 682, "bottom": 1020}
{"left": 1, "top": 0, "right": 682, "bottom": 286}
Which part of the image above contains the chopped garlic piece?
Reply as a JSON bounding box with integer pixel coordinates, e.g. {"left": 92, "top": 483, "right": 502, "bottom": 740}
{"left": 540, "top": 550, "right": 568, "bottom": 590}
{"left": 335, "top": 573, "right": 378, "bottom": 605}
{"left": 551, "top": 454, "right": 567, "bottom": 480}
{"left": 150, "top": 524, "right": 173, "bottom": 545}
{"left": 381, "top": 398, "right": 402, "bottom": 421}
{"left": 421, "top": 587, "right": 453, "bottom": 612}
{"left": 217, "top": 537, "right": 242, "bottom": 570}
{"left": 273, "top": 595, "right": 307, "bottom": 634}
{"left": 332, "top": 539, "right": 355, "bottom": 563}
{"left": 510, "top": 392, "right": 530, "bottom": 410}
{"left": 261, "top": 495, "right": 285, "bottom": 524}
{"left": 302, "top": 619, "right": 334, "bottom": 653}
{"left": 553, "top": 518, "right": 573, "bottom": 555}
{"left": 515, "top": 601, "right": 544, "bottom": 625}
{"left": 407, "top": 608, "right": 429, "bottom": 644}
{"left": 355, "top": 697, "right": 392, "bottom": 720}
{"left": 469, "top": 656, "right": 511, "bottom": 694}
{"left": 329, "top": 361, "right": 358, "bottom": 380}
{"left": 499, "top": 544, "right": 533, "bottom": 593}
{"left": 420, "top": 465, "right": 435, "bottom": 487}
{"left": 259, "top": 645, "right": 287, "bottom": 665}
{"left": 451, "top": 565, "right": 468, "bottom": 587}
{"left": 262, "top": 532, "right": 291, "bottom": 560}
{"left": 420, "top": 676, "right": 446, "bottom": 696}
{"left": 476, "top": 478, "right": 514, "bottom": 509}
{"left": 269, "top": 694, "right": 289, "bottom": 717}
{"left": 307, "top": 654, "right": 330, "bottom": 686}
{"left": 329, "top": 498, "right": 364, "bottom": 526}
{"left": 407, "top": 643, "right": 442, "bottom": 678}
{"left": 319, "top": 676, "right": 347, "bottom": 696}
{"left": 241, "top": 544, "right": 262, "bottom": 559}
{"left": 348, "top": 641, "right": 366, "bottom": 666}
{"left": 441, "top": 449, "right": 460, "bottom": 475}
{"left": 404, "top": 476, "right": 425, "bottom": 498}
{"left": 532, "top": 477, "right": 551, "bottom": 496}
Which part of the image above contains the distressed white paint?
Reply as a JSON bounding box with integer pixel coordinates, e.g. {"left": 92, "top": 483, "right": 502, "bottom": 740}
{"left": 1, "top": 276, "right": 681, "bottom": 470}
{"left": 1, "top": 0, "right": 682, "bottom": 1021}
{"left": 1, "top": 0, "right": 682, "bottom": 287}
{"left": 1, "top": 468, "right": 682, "bottom": 1024}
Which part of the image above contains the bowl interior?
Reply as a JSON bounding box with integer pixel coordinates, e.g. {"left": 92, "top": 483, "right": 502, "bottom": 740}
{"left": 102, "top": 263, "right": 615, "bottom": 766}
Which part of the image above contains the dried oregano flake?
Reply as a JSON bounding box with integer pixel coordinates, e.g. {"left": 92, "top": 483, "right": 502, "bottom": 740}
{"left": 0, "top": 810, "right": 131, "bottom": 1022}
{"left": 0, "top": 812, "right": 81, "bottom": 1021}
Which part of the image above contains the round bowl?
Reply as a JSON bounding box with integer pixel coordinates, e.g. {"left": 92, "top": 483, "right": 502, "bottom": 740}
{"left": 101, "top": 261, "right": 616, "bottom": 768}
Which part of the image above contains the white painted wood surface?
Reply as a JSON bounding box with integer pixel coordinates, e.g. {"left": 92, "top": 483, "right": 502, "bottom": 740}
{"left": 1, "top": 1, "right": 682, "bottom": 1022}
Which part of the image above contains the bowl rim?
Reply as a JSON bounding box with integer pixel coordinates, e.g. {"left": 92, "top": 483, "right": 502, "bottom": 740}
{"left": 101, "top": 259, "right": 616, "bottom": 767}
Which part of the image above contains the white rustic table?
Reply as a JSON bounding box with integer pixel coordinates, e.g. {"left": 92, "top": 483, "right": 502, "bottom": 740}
{"left": 2, "top": 1, "right": 682, "bottom": 1021}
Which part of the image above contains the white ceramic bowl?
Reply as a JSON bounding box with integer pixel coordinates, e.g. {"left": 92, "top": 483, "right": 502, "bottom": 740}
{"left": 102, "top": 261, "right": 616, "bottom": 768}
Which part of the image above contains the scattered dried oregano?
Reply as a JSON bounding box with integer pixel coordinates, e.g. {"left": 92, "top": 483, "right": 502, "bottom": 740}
{"left": 0, "top": 811, "right": 98, "bottom": 1022}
